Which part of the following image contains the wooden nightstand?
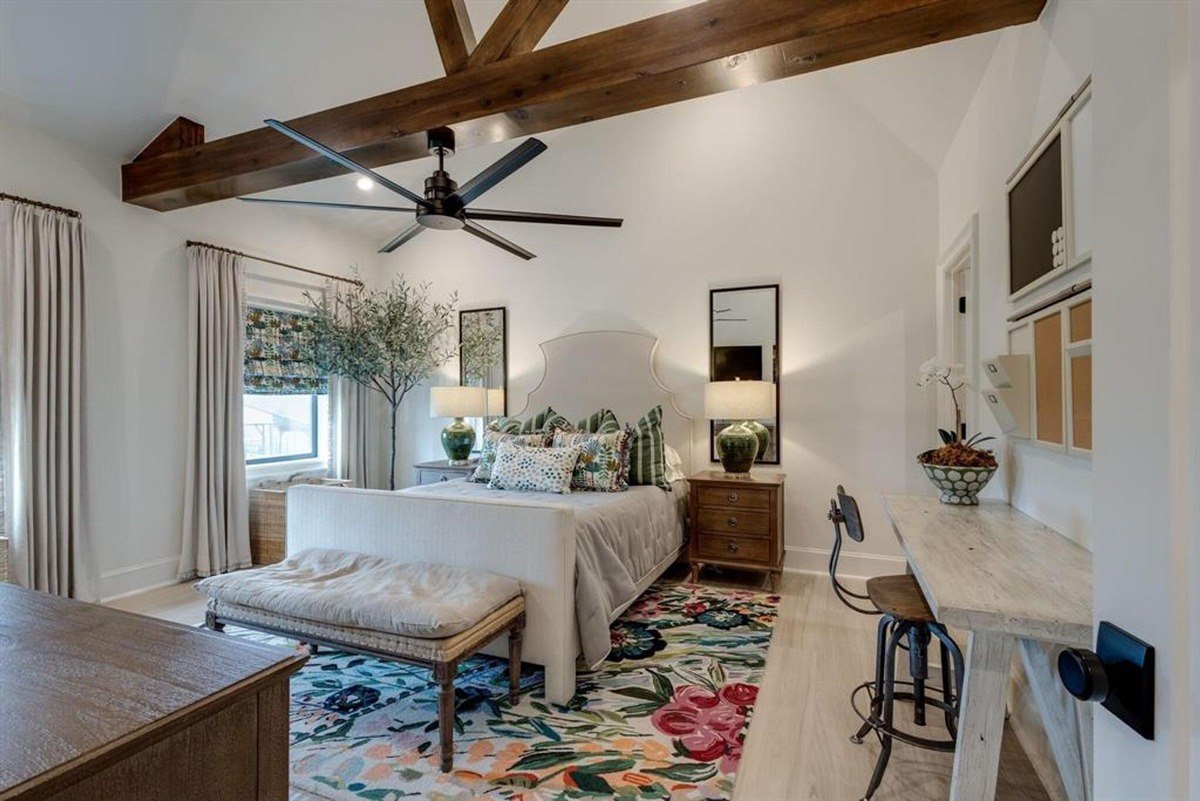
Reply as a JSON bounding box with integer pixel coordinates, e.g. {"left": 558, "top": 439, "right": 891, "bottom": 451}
{"left": 688, "top": 471, "right": 786, "bottom": 591}
{"left": 414, "top": 459, "right": 478, "bottom": 485}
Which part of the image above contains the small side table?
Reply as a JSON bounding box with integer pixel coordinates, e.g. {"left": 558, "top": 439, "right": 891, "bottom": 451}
{"left": 688, "top": 471, "right": 786, "bottom": 591}
{"left": 414, "top": 459, "right": 477, "bottom": 486}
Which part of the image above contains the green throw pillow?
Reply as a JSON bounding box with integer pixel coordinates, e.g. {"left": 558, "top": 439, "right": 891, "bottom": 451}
{"left": 519, "top": 406, "right": 574, "bottom": 434}
{"left": 576, "top": 409, "right": 620, "bottom": 434}
{"left": 627, "top": 405, "right": 670, "bottom": 490}
{"left": 487, "top": 417, "right": 523, "bottom": 434}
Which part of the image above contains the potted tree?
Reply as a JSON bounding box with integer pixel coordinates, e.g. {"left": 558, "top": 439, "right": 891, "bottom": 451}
{"left": 303, "top": 277, "right": 458, "bottom": 490}
{"left": 916, "top": 358, "right": 998, "bottom": 505}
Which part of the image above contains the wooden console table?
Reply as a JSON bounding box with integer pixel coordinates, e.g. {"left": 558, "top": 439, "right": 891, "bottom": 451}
{"left": 0, "top": 584, "right": 306, "bottom": 800}
{"left": 881, "top": 494, "right": 1093, "bottom": 801}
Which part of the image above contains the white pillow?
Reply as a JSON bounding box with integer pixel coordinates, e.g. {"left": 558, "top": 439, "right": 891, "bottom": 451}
{"left": 488, "top": 441, "right": 583, "bottom": 494}
{"left": 664, "top": 444, "right": 687, "bottom": 483}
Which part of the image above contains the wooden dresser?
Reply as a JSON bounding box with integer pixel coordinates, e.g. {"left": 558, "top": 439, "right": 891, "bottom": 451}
{"left": 413, "top": 459, "right": 478, "bottom": 485}
{"left": 0, "top": 584, "right": 306, "bottom": 800}
{"left": 688, "top": 471, "right": 786, "bottom": 591}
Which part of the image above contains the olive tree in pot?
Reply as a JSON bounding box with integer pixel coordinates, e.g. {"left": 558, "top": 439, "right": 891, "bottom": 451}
{"left": 916, "top": 358, "right": 998, "bottom": 505}
{"left": 302, "top": 277, "right": 457, "bottom": 490}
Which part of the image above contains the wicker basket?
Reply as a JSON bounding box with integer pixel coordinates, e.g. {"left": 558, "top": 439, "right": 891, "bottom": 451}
{"left": 249, "top": 478, "right": 349, "bottom": 565}
{"left": 0, "top": 537, "right": 8, "bottom": 583}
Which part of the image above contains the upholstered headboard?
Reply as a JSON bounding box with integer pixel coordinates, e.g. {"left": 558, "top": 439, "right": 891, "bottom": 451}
{"left": 513, "top": 330, "right": 694, "bottom": 467}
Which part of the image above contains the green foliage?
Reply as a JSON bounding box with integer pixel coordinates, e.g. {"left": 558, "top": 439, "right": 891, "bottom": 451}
{"left": 300, "top": 277, "right": 458, "bottom": 489}
{"left": 459, "top": 308, "right": 504, "bottom": 387}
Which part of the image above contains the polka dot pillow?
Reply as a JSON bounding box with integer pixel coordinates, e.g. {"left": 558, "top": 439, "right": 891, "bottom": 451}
{"left": 488, "top": 441, "right": 583, "bottom": 494}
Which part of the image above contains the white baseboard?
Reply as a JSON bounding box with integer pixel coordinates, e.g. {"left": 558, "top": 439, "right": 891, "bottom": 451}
{"left": 783, "top": 546, "right": 907, "bottom": 580}
{"left": 99, "top": 554, "right": 181, "bottom": 602}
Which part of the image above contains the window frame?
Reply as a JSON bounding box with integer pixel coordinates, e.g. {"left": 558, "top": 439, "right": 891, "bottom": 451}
{"left": 244, "top": 391, "right": 322, "bottom": 466}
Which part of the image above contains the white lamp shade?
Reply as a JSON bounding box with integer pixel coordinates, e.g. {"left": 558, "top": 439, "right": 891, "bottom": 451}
{"left": 485, "top": 388, "right": 505, "bottom": 416}
{"left": 705, "top": 380, "right": 775, "bottom": 420}
{"left": 430, "top": 385, "right": 487, "bottom": 418}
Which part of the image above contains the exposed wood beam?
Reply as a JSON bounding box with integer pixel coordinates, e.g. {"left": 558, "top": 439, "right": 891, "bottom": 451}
{"left": 133, "top": 117, "right": 204, "bottom": 162}
{"left": 425, "top": 0, "right": 476, "bottom": 74}
{"left": 467, "top": 0, "right": 568, "bottom": 69}
{"left": 122, "top": 0, "right": 1045, "bottom": 211}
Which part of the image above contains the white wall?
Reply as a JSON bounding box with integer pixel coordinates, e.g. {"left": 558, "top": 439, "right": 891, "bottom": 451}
{"left": 936, "top": 0, "right": 1094, "bottom": 547}
{"left": 1091, "top": 2, "right": 1196, "bottom": 797}
{"left": 380, "top": 71, "right": 939, "bottom": 575}
{"left": 0, "top": 112, "right": 381, "bottom": 601}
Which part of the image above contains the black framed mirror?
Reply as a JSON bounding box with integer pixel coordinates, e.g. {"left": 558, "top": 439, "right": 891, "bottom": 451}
{"left": 710, "top": 284, "right": 780, "bottom": 464}
{"left": 459, "top": 307, "right": 507, "bottom": 424}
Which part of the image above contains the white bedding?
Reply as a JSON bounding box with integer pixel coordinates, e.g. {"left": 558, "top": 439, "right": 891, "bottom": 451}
{"left": 401, "top": 479, "right": 686, "bottom": 666}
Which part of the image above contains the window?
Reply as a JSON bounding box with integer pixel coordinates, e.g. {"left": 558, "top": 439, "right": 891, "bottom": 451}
{"left": 244, "top": 305, "right": 329, "bottom": 466}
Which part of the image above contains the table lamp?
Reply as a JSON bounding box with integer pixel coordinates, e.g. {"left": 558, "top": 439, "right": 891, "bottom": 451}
{"left": 705, "top": 380, "right": 775, "bottom": 475}
{"left": 430, "top": 386, "right": 487, "bottom": 464}
{"left": 485, "top": 387, "right": 506, "bottom": 420}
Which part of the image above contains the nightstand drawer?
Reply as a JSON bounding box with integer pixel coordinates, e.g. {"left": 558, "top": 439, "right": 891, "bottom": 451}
{"left": 696, "top": 485, "right": 772, "bottom": 511}
{"left": 418, "top": 469, "right": 469, "bottom": 485}
{"left": 697, "top": 533, "right": 772, "bottom": 564}
{"left": 696, "top": 507, "right": 770, "bottom": 537}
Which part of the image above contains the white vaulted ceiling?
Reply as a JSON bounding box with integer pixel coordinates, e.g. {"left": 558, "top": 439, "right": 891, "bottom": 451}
{"left": 1, "top": 0, "right": 1000, "bottom": 241}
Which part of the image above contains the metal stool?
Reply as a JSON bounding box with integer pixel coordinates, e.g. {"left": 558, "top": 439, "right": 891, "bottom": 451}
{"left": 828, "top": 485, "right": 966, "bottom": 801}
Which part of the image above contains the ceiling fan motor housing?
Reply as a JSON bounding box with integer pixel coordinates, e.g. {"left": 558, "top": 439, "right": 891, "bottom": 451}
{"left": 418, "top": 171, "right": 466, "bottom": 229}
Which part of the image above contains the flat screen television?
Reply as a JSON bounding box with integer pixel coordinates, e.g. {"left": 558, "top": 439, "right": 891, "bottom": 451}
{"left": 1008, "top": 133, "right": 1063, "bottom": 296}
{"left": 713, "top": 345, "right": 763, "bottom": 381}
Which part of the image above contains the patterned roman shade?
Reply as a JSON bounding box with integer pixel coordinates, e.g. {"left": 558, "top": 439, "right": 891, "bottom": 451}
{"left": 244, "top": 306, "right": 327, "bottom": 395}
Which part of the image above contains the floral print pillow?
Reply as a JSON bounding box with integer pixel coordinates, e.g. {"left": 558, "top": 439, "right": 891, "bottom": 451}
{"left": 488, "top": 442, "right": 582, "bottom": 494}
{"left": 471, "top": 430, "right": 549, "bottom": 483}
{"left": 553, "top": 429, "right": 632, "bottom": 492}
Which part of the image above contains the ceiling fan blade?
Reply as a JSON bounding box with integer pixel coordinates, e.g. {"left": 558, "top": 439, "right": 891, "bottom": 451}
{"left": 450, "top": 138, "right": 547, "bottom": 207}
{"left": 239, "top": 197, "right": 416, "bottom": 213}
{"left": 379, "top": 223, "right": 426, "bottom": 253}
{"left": 462, "top": 220, "right": 535, "bottom": 260}
{"left": 465, "top": 208, "right": 623, "bottom": 227}
{"left": 265, "top": 119, "right": 429, "bottom": 208}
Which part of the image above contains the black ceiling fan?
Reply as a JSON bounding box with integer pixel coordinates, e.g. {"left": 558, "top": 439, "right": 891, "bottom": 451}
{"left": 238, "top": 120, "right": 623, "bottom": 260}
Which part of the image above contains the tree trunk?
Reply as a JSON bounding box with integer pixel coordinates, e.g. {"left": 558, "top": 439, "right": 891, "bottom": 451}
{"left": 389, "top": 401, "right": 399, "bottom": 490}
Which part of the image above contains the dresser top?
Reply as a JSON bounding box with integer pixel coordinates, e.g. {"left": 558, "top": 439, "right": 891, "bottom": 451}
{"left": 881, "top": 494, "right": 1093, "bottom": 647}
{"left": 689, "top": 470, "right": 785, "bottom": 487}
{"left": 0, "top": 584, "right": 305, "bottom": 795}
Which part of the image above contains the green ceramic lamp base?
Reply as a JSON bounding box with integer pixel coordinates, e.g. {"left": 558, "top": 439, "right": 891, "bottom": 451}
{"left": 441, "top": 418, "right": 476, "bottom": 465}
{"left": 716, "top": 421, "right": 760, "bottom": 475}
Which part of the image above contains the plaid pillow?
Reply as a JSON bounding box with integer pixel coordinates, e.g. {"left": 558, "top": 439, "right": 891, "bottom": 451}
{"left": 627, "top": 405, "right": 670, "bottom": 490}
{"left": 576, "top": 409, "right": 621, "bottom": 434}
{"left": 471, "top": 430, "right": 549, "bottom": 483}
{"left": 553, "top": 429, "right": 632, "bottom": 492}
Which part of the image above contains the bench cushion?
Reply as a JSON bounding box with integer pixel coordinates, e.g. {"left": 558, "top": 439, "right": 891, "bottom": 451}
{"left": 196, "top": 548, "right": 521, "bottom": 639}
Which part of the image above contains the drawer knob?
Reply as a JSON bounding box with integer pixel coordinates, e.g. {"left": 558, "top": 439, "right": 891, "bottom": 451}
{"left": 727, "top": 516, "right": 739, "bottom": 528}
{"left": 726, "top": 540, "right": 740, "bottom": 554}
{"left": 727, "top": 491, "right": 739, "bottom": 503}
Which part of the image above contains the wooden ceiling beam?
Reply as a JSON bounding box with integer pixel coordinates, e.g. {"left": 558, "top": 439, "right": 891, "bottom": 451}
{"left": 122, "top": 0, "right": 1045, "bottom": 211}
{"left": 133, "top": 116, "right": 204, "bottom": 162}
{"left": 467, "top": 0, "right": 568, "bottom": 69}
{"left": 425, "top": 0, "right": 476, "bottom": 74}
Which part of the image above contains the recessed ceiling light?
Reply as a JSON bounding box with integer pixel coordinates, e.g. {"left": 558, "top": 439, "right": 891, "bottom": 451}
{"left": 356, "top": 176, "right": 374, "bottom": 191}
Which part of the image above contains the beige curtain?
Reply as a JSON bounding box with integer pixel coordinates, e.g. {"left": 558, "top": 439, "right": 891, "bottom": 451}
{"left": 0, "top": 199, "right": 90, "bottom": 598}
{"left": 179, "top": 245, "right": 251, "bottom": 579}
{"left": 332, "top": 375, "right": 373, "bottom": 488}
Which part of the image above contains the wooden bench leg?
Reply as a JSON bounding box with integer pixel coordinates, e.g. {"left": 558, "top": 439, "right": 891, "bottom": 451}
{"left": 435, "top": 661, "right": 456, "bottom": 773}
{"left": 508, "top": 613, "right": 525, "bottom": 704}
{"left": 205, "top": 610, "right": 225, "bottom": 632}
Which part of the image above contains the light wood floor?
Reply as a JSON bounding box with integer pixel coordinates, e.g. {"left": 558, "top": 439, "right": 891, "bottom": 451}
{"left": 109, "top": 571, "right": 1050, "bottom": 801}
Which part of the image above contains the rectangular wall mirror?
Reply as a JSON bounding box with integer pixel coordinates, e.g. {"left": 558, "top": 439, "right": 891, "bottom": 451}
{"left": 710, "top": 284, "right": 780, "bottom": 464}
{"left": 459, "top": 307, "right": 507, "bottom": 425}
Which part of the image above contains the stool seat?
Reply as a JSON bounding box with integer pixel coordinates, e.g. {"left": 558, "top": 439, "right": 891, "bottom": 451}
{"left": 865, "top": 574, "right": 935, "bottom": 623}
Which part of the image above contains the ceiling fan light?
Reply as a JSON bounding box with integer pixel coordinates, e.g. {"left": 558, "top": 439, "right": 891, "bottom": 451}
{"left": 355, "top": 176, "right": 375, "bottom": 191}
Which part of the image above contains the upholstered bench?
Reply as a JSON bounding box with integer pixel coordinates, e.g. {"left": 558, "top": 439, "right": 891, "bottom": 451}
{"left": 196, "top": 548, "right": 525, "bottom": 772}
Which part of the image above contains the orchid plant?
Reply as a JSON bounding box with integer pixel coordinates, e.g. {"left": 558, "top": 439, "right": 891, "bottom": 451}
{"left": 917, "top": 357, "right": 993, "bottom": 449}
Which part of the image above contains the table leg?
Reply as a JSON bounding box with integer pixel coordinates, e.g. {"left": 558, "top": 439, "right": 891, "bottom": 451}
{"left": 950, "top": 630, "right": 1015, "bottom": 801}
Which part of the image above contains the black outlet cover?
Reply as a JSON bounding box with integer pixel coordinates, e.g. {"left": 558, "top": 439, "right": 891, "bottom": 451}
{"left": 1096, "top": 621, "right": 1155, "bottom": 740}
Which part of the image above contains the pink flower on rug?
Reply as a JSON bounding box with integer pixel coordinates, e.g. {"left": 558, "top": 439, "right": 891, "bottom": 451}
{"left": 650, "top": 684, "right": 752, "bottom": 772}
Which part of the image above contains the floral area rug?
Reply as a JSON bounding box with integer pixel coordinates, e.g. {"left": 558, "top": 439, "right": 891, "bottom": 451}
{"left": 229, "top": 581, "right": 779, "bottom": 800}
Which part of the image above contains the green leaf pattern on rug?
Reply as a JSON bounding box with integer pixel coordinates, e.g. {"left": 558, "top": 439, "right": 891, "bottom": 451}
{"left": 236, "top": 582, "right": 779, "bottom": 800}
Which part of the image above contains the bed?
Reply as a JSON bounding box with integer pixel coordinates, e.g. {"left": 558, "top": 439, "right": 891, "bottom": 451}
{"left": 286, "top": 330, "right": 694, "bottom": 704}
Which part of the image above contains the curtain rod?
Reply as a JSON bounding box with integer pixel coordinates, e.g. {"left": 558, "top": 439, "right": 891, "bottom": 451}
{"left": 0, "top": 192, "right": 82, "bottom": 219}
{"left": 186, "top": 240, "right": 363, "bottom": 286}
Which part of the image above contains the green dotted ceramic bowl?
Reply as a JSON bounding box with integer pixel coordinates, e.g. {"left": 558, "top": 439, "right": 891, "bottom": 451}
{"left": 918, "top": 454, "right": 998, "bottom": 505}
